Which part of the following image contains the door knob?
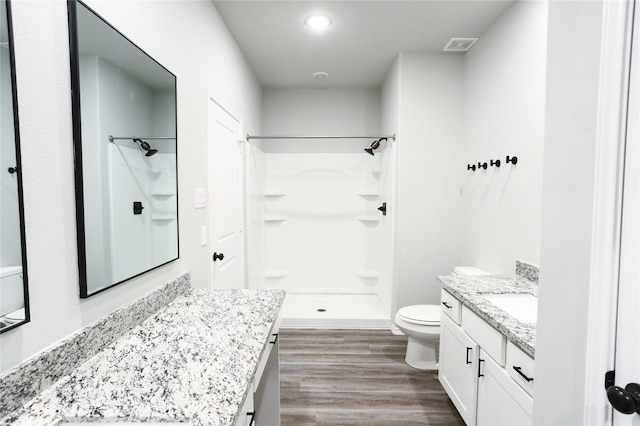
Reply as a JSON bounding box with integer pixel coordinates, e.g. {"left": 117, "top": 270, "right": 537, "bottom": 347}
{"left": 213, "top": 252, "right": 224, "bottom": 262}
{"left": 607, "top": 383, "right": 640, "bottom": 415}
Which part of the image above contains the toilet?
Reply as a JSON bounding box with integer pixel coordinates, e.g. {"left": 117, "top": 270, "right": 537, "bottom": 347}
{"left": 394, "top": 265, "right": 491, "bottom": 370}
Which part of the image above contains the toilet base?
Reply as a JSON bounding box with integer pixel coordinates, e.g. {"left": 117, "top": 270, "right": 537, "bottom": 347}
{"left": 405, "top": 336, "right": 439, "bottom": 370}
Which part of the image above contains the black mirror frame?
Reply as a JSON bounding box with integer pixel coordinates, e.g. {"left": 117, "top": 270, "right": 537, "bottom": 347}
{"left": 1, "top": 0, "right": 31, "bottom": 334}
{"left": 67, "top": 0, "right": 179, "bottom": 298}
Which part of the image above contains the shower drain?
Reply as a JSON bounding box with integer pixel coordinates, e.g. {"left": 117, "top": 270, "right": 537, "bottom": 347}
{"left": 317, "top": 308, "right": 327, "bottom": 312}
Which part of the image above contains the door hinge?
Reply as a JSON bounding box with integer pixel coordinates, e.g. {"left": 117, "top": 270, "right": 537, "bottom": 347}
{"left": 605, "top": 370, "right": 616, "bottom": 390}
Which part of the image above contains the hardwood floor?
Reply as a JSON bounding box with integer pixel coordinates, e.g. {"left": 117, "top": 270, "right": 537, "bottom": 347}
{"left": 279, "top": 329, "right": 465, "bottom": 426}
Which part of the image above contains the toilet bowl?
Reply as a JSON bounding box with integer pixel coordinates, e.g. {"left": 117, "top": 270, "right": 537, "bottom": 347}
{"left": 394, "top": 265, "right": 491, "bottom": 370}
{"left": 394, "top": 305, "right": 441, "bottom": 369}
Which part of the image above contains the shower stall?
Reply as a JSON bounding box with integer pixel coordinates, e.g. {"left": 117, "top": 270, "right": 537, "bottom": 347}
{"left": 245, "top": 133, "right": 396, "bottom": 328}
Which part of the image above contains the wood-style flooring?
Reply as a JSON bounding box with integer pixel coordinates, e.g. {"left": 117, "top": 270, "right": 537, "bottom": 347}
{"left": 279, "top": 329, "right": 465, "bottom": 426}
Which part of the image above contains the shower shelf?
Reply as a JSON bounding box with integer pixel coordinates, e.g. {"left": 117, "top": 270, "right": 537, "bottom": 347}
{"left": 265, "top": 217, "right": 287, "bottom": 223}
{"left": 151, "top": 215, "right": 176, "bottom": 221}
{"left": 264, "top": 192, "right": 287, "bottom": 199}
{"left": 356, "top": 192, "right": 380, "bottom": 198}
{"left": 265, "top": 270, "right": 288, "bottom": 278}
{"left": 356, "top": 271, "right": 380, "bottom": 278}
{"left": 357, "top": 217, "right": 380, "bottom": 223}
{"left": 150, "top": 191, "right": 176, "bottom": 197}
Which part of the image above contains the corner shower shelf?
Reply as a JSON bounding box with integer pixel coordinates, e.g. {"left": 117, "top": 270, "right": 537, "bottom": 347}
{"left": 357, "top": 216, "right": 380, "bottom": 223}
{"left": 150, "top": 190, "right": 176, "bottom": 197}
{"left": 151, "top": 215, "right": 176, "bottom": 221}
{"left": 265, "top": 217, "right": 287, "bottom": 223}
{"left": 356, "top": 271, "right": 380, "bottom": 278}
{"left": 265, "top": 270, "right": 288, "bottom": 278}
{"left": 264, "top": 192, "right": 287, "bottom": 199}
{"left": 356, "top": 192, "right": 380, "bottom": 198}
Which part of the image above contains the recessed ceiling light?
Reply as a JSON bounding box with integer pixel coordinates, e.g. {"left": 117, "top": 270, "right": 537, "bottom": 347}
{"left": 305, "top": 14, "right": 332, "bottom": 31}
{"left": 313, "top": 71, "right": 329, "bottom": 80}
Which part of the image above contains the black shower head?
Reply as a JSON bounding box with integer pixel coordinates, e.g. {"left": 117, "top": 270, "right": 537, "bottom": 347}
{"left": 365, "top": 138, "right": 387, "bottom": 156}
{"left": 134, "top": 139, "right": 158, "bottom": 157}
{"left": 364, "top": 148, "right": 375, "bottom": 156}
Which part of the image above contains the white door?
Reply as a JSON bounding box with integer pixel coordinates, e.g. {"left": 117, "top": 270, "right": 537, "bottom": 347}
{"left": 612, "top": 1, "right": 640, "bottom": 423}
{"left": 207, "top": 96, "right": 244, "bottom": 289}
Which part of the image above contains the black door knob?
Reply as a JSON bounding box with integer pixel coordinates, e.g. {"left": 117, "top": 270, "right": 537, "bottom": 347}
{"left": 607, "top": 383, "right": 640, "bottom": 415}
{"left": 213, "top": 252, "right": 224, "bottom": 262}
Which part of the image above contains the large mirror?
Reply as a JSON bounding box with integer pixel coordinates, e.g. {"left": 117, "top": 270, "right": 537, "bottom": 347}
{"left": 1, "top": 0, "right": 30, "bottom": 332}
{"left": 68, "top": 0, "right": 179, "bottom": 298}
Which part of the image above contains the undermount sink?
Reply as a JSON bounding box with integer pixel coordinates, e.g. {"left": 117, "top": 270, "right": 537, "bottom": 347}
{"left": 481, "top": 293, "right": 538, "bottom": 324}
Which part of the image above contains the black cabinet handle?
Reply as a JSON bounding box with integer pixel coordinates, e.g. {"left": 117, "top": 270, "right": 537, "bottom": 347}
{"left": 442, "top": 301, "right": 452, "bottom": 309}
{"left": 478, "top": 358, "right": 485, "bottom": 377}
{"left": 607, "top": 382, "right": 640, "bottom": 415}
{"left": 270, "top": 333, "right": 279, "bottom": 345}
{"left": 513, "top": 366, "right": 534, "bottom": 382}
{"left": 213, "top": 252, "right": 224, "bottom": 261}
{"left": 490, "top": 159, "right": 501, "bottom": 167}
{"left": 506, "top": 155, "right": 518, "bottom": 165}
{"left": 466, "top": 347, "right": 472, "bottom": 365}
{"left": 247, "top": 411, "right": 256, "bottom": 426}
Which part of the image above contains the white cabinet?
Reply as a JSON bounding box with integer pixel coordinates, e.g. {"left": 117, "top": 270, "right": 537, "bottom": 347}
{"left": 439, "top": 290, "right": 533, "bottom": 426}
{"left": 477, "top": 350, "right": 532, "bottom": 426}
{"left": 439, "top": 313, "right": 479, "bottom": 426}
{"left": 236, "top": 392, "right": 255, "bottom": 426}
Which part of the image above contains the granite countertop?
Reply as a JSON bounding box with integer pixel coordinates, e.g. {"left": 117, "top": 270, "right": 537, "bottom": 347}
{"left": 437, "top": 274, "right": 537, "bottom": 358}
{"left": 4, "top": 288, "right": 285, "bottom": 426}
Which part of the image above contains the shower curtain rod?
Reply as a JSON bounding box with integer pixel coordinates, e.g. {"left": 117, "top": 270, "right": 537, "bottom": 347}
{"left": 108, "top": 135, "right": 176, "bottom": 142}
{"left": 246, "top": 134, "right": 396, "bottom": 141}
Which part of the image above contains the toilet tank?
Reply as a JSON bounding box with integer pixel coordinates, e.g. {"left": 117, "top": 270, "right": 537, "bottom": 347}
{"left": 1, "top": 266, "right": 24, "bottom": 317}
{"left": 453, "top": 266, "right": 491, "bottom": 276}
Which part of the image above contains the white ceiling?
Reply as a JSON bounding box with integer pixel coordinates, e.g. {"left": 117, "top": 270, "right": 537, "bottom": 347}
{"left": 213, "top": 0, "right": 515, "bottom": 89}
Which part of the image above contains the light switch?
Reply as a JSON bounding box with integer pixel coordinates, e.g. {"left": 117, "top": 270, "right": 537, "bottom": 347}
{"left": 201, "top": 225, "right": 207, "bottom": 246}
{"left": 194, "top": 187, "right": 206, "bottom": 209}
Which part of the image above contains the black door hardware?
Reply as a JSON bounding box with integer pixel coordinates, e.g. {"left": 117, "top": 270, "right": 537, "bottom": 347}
{"left": 513, "top": 366, "right": 534, "bottom": 382}
{"left": 506, "top": 155, "right": 518, "bottom": 165}
{"left": 607, "top": 379, "right": 640, "bottom": 415}
{"left": 247, "top": 411, "right": 256, "bottom": 426}
{"left": 213, "top": 252, "right": 224, "bottom": 262}
{"left": 466, "top": 347, "right": 472, "bottom": 364}
{"left": 467, "top": 164, "right": 476, "bottom": 171}
{"left": 490, "top": 159, "right": 501, "bottom": 167}
{"left": 270, "top": 333, "right": 279, "bottom": 345}
{"left": 477, "top": 162, "right": 488, "bottom": 170}
{"left": 442, "top": 301, "right": 452, "bottom": 309}
{"left": 7, "top": 166, "right": 18, "bottom": 174}
{"left": 133, "top": 201, "right": 144, "bottom": 215}
{"left": 378, "top": 202, "right": 387, "bottom": 216}
{"left": 478, "top": 358, "right": 485, "bottom": 378}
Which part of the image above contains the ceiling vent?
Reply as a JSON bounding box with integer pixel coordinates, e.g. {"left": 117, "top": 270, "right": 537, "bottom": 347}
{"left": 443, "top": 38, "right": 479, "bottom": 52}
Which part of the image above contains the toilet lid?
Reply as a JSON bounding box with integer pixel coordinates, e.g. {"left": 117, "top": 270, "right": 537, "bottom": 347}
{"left": 398, "top": 305, "right": 441, "bottom": 326}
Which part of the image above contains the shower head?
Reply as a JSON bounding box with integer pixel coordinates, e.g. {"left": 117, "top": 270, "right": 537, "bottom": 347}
{"left": 364, "top": 138, "right": 387, "bottom": 156}
{"left": 133, "top": 139, "right": 158, "bottom": 157}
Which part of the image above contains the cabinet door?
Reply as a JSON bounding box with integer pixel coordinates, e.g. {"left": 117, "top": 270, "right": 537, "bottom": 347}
{"left": 254, "top": 334, "right": 280, "bottom": 426}
{"left": 477, "top": 350, "right": 532, "bottom": 426}
{"left": 439, "top": 312, "right": 479, "bottom": 426}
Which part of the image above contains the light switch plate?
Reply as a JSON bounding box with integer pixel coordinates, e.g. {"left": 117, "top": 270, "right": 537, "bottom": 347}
{"left": 201, "top": 225, "right": 207, "bottom": 246}
{"left": 194, "top": 187, "right": 206, "bottom": 209}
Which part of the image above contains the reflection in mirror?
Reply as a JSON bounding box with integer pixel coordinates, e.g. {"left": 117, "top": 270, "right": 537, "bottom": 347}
{"left": 1, "top": 0, "right": 30, "bottom": 332}
{"left": 68, "top": 0, "right": 179, "bottom": 298}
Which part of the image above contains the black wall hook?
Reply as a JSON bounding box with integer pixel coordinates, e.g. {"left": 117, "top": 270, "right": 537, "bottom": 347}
{"left": 467, "top": 164, "right": 476, "bottom": 171}
{"left": 490, "top": 159, "right": 501, "bottom": 167}
{"left": 477, "top": 162, "right": 488, "bottom": 170}
{"left": 7, "top": 166, "right": 18, "bottom": 174}
{"left": 506, "top": 156, "right": 518, "bottom": 165}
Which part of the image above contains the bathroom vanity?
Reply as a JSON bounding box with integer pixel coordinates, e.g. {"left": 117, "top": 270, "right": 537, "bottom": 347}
{"left": 1, "top": 275, "right": 284, "bottom": 426}
{"left": 437, "top": 274, "right": 537, "bottom": 426}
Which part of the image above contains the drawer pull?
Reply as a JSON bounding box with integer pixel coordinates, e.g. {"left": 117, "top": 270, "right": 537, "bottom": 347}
{"left": 442, "top": 301, "right": 453, "bottom": 309}
{"left": 466, "top": 347, "right": 472, "bottom": 365}
{"left": 513, "top": 366, "right": 534, "bottom": 382}
{"left": 269, "top": 333, "right": 279, "bottom": 345}
{"left": 478, "top": 358, "right": 485, "bottom": 377}
{"left": 247, "top": 411, "right": 256, "bottom": 426}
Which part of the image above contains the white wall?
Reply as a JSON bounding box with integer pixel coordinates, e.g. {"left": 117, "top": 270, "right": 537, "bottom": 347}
{"left": 392, "top": 53, "right": 464, "bottom": 313}
{"left": 533, "top": 1, "right": 605, "bottom": 423}
{"left": 460, "top": 0, "right": 548, "bottom": 275}
{"left": 0, "top": 0, "right": 261, "bottom": 374}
